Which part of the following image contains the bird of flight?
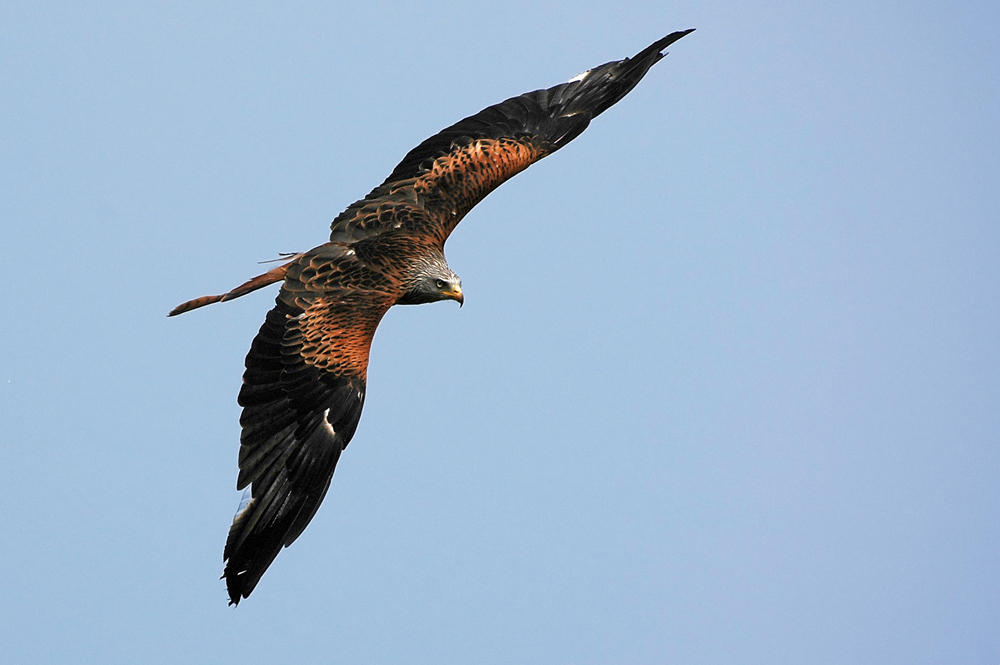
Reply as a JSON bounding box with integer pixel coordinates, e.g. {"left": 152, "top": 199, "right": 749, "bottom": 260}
{"left": 171, "top": 29, "right": 694, "bottom": 605}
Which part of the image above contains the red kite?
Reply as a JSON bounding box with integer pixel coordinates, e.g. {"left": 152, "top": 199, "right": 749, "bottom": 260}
{"left": 171, "top": 29, "right": 694, "bottom": 605}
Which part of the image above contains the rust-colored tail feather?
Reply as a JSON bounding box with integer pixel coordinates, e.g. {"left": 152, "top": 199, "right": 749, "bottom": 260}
{"left": 168, "top": 256, "right": 301, "bottom": 317}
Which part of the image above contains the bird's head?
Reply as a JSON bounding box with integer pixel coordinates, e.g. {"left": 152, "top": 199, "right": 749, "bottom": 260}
{"left": 399, "top": 256, "right": 463, "bottom": 306}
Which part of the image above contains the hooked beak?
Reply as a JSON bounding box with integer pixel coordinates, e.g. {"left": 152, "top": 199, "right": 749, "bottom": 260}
{"left": 445, "top": 283, "right": 464, "bottom": 307}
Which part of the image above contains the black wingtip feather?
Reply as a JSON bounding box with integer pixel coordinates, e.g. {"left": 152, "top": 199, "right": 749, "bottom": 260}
{"left": 557, "top": 29, "right": 696, "bottom": 122}
{"left": 650, "top": 28, "right": 696, "bottom": 55}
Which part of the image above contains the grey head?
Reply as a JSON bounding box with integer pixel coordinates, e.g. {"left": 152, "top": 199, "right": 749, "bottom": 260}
{"left": 398, "top": 254, "right": 463, "bottom": 306}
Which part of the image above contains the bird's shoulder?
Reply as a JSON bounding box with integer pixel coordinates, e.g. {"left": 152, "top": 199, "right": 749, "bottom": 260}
{"left": 328, "top": 187, "right": 445, "bottom": 245}
{"left": 280, "top": 241, "right": 402, "bottom": 300}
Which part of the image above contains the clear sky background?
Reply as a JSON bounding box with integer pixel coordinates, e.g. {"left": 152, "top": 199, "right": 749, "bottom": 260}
{"left": 2, "top": 1, "right": 998, "bottom": 663}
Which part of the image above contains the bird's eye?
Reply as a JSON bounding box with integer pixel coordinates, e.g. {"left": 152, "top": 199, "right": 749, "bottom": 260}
{"left": 435, "top": 279, "right": 445, "bottom": 289}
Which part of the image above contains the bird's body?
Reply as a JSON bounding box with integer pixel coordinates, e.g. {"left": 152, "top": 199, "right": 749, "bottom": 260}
{"left": 170, "top": 29, "right": 693, "bottom": 605}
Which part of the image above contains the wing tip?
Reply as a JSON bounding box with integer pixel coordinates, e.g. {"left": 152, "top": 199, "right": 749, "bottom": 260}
{"left": 647, "top": 28, "right": 696, "bottom": 61}
{"left": 225, "top": 568, "right": 248, "bottom": 606}
{"left": 660, "top": 28, "right": 696, "bottom": 47}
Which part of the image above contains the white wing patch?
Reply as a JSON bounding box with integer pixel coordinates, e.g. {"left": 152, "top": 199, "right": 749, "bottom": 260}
{"left": 322, "top": 407, "right": 336, "bottom": 437}
{"left": 567, "top": 69, "right": 591, "bottom": 83}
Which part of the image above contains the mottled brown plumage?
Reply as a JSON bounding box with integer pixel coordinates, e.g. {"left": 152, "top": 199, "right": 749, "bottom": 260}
{"left": 170, "top": 29, "right": 693, "bottom": 605}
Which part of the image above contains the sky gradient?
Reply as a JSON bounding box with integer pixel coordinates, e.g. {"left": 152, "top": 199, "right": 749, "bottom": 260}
{"left": 2, "top": 2, "right": 999, "bottom": 663}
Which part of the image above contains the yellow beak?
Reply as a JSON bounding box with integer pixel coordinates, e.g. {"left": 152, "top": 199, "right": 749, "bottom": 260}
{"left": 444, "top": 283, "right": 464, "bottom": 307}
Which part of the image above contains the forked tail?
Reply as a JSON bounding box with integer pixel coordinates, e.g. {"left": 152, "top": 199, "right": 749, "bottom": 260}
{"left": 168, "top": 254, "right": 302, "bottom": 316}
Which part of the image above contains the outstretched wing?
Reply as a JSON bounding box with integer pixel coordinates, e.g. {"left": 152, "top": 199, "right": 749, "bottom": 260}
{"left": 223, "top": 247, "right": 396, "bottom": 605}
{"left": 329, "top": 29, "right": 694, "bottom": 245}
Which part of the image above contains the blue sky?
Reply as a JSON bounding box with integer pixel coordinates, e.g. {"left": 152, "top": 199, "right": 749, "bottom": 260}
{"left": 2, "top": 1, "right": 998, "bottom": 663}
